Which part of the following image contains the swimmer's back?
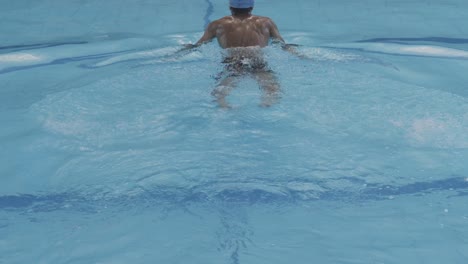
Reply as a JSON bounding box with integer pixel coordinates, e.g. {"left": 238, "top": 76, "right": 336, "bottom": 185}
{"left": 207, "top": 15, "right": 279, "bottom": 48}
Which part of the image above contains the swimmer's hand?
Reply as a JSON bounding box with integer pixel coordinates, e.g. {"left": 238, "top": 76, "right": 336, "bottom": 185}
{"left": 181, "top": 43, "right": 200, "bottom": 51}
{"left": 272, "top": 40, "right": 306, "bottom": 58}
{"left": 282, "top": 43, "right": 300, "bottom": 48}
{"left": 281, "top": 43, "right": 307, "bottom": 59}
{"left": 166, "top": 43, "right": 200, "bottom": 58}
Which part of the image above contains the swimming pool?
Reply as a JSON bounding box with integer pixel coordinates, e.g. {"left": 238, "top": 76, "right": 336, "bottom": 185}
{"left": 1, "top": 0, "right": 468, "bottom": 263}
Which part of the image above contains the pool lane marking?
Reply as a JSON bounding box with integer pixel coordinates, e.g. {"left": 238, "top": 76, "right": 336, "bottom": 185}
{"left": 204, "top": 0, "right": 214, "bottom": 29}
{"left": 2, "top": 176, "right": 468, "bottom": 210}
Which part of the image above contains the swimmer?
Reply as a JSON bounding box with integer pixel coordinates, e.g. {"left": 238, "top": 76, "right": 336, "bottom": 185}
{"left": 184, "top": 0, "right": 300, "bottom": 108}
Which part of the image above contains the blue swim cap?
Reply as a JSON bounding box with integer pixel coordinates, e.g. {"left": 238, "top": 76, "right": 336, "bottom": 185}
{"left": 229, "top": 0, "right": 254, "bottom": 8}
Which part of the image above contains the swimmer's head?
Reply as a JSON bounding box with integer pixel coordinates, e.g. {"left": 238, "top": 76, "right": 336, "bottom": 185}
{"left": 229, "top": 0, "right": 254, "bottom": 15}
{"left": 229, "top": 0, "right": 254, "bottom": 8}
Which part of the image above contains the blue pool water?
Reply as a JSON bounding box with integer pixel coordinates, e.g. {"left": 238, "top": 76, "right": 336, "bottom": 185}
{"left": 1, "top": 0, "right": 468, "bottom": 263}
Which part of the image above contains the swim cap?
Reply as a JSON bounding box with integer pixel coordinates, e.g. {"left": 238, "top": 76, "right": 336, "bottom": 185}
{"left": 229, "top": 0, "right": 254, "bottom": 8}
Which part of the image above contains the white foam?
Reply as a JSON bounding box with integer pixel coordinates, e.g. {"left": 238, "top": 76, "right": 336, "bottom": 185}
{"left": 300, "top": 47, "right": 364, "bottom": 62}
{"left": 0, "top": 52, "right": 45, "bottom": 71}
{"left": 391, "top": 116, "right": 468, "bottom": 149}
{"left": 328, "top": 42, "right": 468, "bottom": 59}
{"left": 0, "top": 38, "right": 161, "bottom": 72}
{"left": 399, "top": 45, "right": 468, "bottom": 57}
{"left": 165, "top": 32, "right": 202, "bottom": 45}
{"left": 93, "top": 47, "right": 180, "bottom": 67}
{"left": 0, "top": 53, "right": 42, "bottom": 63}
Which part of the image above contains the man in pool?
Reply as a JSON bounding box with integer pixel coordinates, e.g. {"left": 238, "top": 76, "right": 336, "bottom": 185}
{"left": 185, "top": 0, "right": 297, "bottom": 108}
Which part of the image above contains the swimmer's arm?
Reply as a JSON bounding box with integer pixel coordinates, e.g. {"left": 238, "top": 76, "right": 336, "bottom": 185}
{"left": 268, "top": 19, "right": 305, "bottom": 58}
{"left": 268, "top": 19, "right": 286, "bottom": 44}
{"left": 181, "top": 22, "right": 218, "bottom": 50}
{"left": 196, "top": 22, "right": 218, "bottom": 45}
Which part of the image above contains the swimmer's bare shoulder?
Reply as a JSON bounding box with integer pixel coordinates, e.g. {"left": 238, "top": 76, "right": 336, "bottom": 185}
{"left": 194, "top": 16, "right": 234, "bottom": 45}
{"left": 194, "top": 15, "right": 285, "bottom": 48}
{"left": 258, "top": 16, "right": 285, "bottom": 43}
{"left": 209, "top": 16, "right": 230, "bottom": 26}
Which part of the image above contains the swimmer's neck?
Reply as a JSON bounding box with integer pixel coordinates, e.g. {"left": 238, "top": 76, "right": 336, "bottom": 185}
{"left": 231, "top": 14, "right": 252, "bottom": 20}
{"left": 226, "top": 46, "right": 262, "bottom": 50}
